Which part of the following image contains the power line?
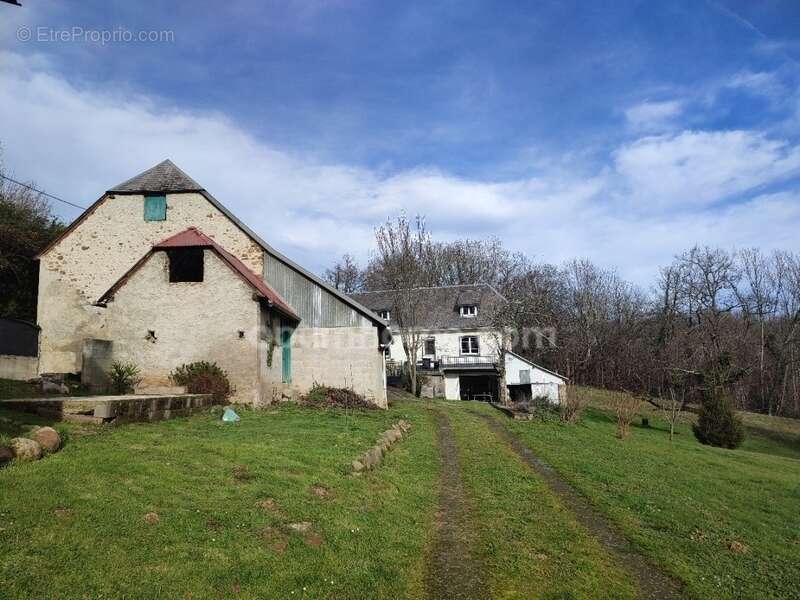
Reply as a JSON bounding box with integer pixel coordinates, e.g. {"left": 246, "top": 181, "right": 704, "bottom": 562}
{"left": 0, "top": 173, "right": 87, "bottom": 210}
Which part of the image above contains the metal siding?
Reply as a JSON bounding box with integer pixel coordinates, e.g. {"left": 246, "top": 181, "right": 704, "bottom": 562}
{"left": 264, "top": 253, "right": 368, "bottom": 328}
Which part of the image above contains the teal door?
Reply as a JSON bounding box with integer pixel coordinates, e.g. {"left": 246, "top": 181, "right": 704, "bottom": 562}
{"left": 281, "top": 327, "right": 292, "bottom": 383}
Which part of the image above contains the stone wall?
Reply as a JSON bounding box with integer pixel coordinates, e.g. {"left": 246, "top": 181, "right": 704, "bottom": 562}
{"left": 37, "top": 192, "right": 264, "bottom": 374}
{"left": 0, "top": 355, "right": 39, "bottom": 381}
{"left": 102, "top": 250, "right": 263, "bottom": 404}
{"left": 290, "top": 326, "right": 387, "bottom": 408}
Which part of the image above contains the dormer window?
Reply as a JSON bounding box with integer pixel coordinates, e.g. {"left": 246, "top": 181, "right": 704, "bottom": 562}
{"left": 460, "top": 305, "right": 478, "bottom": 317}
{"left": 377, "top": 309, "right": 390, "bottom": 320}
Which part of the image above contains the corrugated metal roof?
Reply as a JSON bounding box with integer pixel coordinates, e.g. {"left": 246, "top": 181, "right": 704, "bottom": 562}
{"left": 99, "top": 227, "right": 299, "bottom": 321}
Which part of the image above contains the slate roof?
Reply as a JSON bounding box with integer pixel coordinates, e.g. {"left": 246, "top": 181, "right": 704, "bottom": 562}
{"left": 97, "top": 227, "right": 299, "bottom": 321}
{"left": 350, "top": 284, "right": 505, "bottom": 330}
{"left": 109, "top": 159, "right": 203, "bottom": 193}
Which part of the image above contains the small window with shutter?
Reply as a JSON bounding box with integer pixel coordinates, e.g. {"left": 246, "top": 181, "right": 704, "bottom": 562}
{"left": 144, "top": 194, "right": 167, "bottom": 221}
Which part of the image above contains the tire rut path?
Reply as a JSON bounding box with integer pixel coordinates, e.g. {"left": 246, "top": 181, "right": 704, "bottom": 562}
{"left": 475, "top": 410, "right": 686, "bottom": 600}
{"left": 424, "top": 410, "right": 487, "bottom": 600}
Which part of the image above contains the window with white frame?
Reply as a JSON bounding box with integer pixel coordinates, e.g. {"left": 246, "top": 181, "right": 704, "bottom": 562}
{"left": 460, "top": 335, "right": 479, "bottom": 355}
{"left": 377, "top": 309, "right": 390, "bottom": 320}
{"left": 460, "top": 304, "right": 478, "bottom": 317}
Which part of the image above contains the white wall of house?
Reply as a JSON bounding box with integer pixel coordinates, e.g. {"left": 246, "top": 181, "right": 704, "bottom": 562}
{"left": 37, "top": 192, "right": 264, "bottom": 375}
{"left": 386, "top": 328, "right": 501, "bottom": 363}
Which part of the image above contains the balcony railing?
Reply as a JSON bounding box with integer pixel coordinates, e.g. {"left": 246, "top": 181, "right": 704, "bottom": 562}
{"left": 389, "top": 355, "right": 500, "bottom": 374}
{"left": 439, "top": 355, "right": 499, "bottom": 370}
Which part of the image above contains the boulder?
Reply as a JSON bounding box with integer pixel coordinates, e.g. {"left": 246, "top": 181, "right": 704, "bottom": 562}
{"left": 0, "top": 445, "right": 13, "bottom": 466}
{"left": 351, "top": 460, "right": 365, "bottom": 472}
{"left": 10, "top": 437, "right": 42, "bottom": 461}
{"left": 32, "top": 427, "right": 61, "bottom": 453}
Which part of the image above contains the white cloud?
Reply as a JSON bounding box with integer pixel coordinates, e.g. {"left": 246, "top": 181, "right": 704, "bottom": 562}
{"left": 624, "top": 100, "right": 683, "bottom": 132}
{"left": 1, "top": 50, "right": 800, "bottom": 284}
{"left": 613, "top": 130, "right": 800, "bottom": 210}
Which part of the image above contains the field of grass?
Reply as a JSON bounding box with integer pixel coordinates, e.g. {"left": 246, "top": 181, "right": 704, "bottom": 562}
{"left": 483, "top": 394, "right": 800, "bottom": 600}
{"left": 2, "top": 385, "right": 799, "bottom": 599}
{"left": 0, "top": 402, "right": 439, "bottom": 599}
{"left": 444, "top": 407, "right": 638, "bottom": 599}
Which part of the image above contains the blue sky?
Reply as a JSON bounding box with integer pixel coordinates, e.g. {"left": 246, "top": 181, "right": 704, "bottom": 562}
{"left": 1, "top": 1, "right": 800, "bottom": 283}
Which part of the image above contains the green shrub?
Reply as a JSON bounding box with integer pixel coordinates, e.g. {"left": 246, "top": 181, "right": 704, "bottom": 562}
{"left": 170, "top": 361, "right": 231, "bottom": 403}
{"left": 693, "top": 390, "right": 745, "bottom": 449}
{"left": 108, "top": 361, "right": 142, "bottom": 394}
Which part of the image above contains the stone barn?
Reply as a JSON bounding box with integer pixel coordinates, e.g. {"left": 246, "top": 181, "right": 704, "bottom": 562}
{"left": 36, "top": 160, "right": 390, "bottom": 406}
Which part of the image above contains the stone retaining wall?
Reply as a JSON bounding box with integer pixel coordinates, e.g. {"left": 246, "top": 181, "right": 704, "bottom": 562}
{"left": 0, "top": 393, "right": 214, "bottom": 424}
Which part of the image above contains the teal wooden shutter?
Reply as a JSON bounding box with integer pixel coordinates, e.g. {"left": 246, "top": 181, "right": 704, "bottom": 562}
{"left": 144, "top": 195, "right": 167, "bottom": 221}
{"left": 281, "top": 327, "right": 292, "bottom": 384}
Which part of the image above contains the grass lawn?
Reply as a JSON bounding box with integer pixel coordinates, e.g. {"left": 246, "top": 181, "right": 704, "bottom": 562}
{"left": 2, "top": 384, "right": 799, "bottom": 599}
{"left": 479, "top": 394, "right": 800, "bottom": 600}
{"left": 444, "top": 406, "right": 638, "bottom": 599}
{"left": 0, "top": 401, "right": 439, "bottom": 599}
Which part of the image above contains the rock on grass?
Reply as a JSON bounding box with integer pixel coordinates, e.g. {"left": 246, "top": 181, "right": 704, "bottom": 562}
{"left": 10, "top": 438, "right": 41, "bottom": 462}
{"left": 32, "top": 427, "right": 61, "bottom": 453}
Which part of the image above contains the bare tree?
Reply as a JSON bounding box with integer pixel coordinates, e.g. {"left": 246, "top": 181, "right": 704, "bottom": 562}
{"left": 323, "top": 253, "right": 363, "bottom": 293}
{"left": 0, "top": 157, "right": 65, "bottom": 320}
{"left": 674, "top": 246, "right": 743, "bottom": 393}
{"left": 373, "top": 214, "right": 433, "bottom": 397}
{"left": 738, "top": 248, "right": 780, "bottom": 412}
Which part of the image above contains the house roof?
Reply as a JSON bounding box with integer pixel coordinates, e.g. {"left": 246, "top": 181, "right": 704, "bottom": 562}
{"left": 97, "top": 227, "right": 300, "bottom": 321}
{"left": 350, "top": 284, "right": 506, "bottom": 330}
{"left": 109, "top": 159, "right": 203, "bottom": 193}
{"left": 37, "top": 159, "right": 384, "bottom": 329}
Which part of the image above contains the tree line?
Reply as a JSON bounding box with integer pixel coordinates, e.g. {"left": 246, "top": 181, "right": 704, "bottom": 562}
{"left": 325, "top": 215, "right": 800, "bottom": 419}
{"left": 0, "top": 163, "right": 65, "bottom": 323}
